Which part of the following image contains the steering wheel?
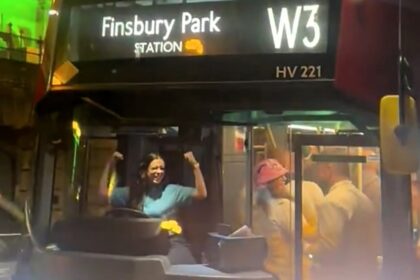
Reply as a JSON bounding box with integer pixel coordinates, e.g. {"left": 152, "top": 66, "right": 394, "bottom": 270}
{"left": 105, "top": 208, "right": 149, "bottom": 219}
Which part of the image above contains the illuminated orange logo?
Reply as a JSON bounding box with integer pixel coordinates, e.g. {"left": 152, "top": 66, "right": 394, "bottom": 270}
{"left": 184, "top": 39, "right": 204, "bottom": 55}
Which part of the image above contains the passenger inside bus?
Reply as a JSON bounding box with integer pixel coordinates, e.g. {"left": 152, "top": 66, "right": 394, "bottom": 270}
{"left": 270, "top": 147, "right": 325, "bottom": 231}
{"left": 306, "top": 149, "right": 379, "bottom": 280}
{"left": 98, "top": 150, "right": 207, "bottom": 264}
{"left": 252, "top": 158, "right": 317, "bottom": 280}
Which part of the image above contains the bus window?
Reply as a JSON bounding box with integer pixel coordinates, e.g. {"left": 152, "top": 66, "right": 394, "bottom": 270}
{"left": 220, "top": 126, "right": 248, "bottom": 229}
{"left": 39, "top": 101, "right": 384, "bottom": 278}
{"left": 250, "top": 122, "right": 383, "bottom": 280}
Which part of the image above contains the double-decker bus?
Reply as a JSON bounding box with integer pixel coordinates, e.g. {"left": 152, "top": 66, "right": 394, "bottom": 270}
{"left": 9, "top": 0, "right": 420, "bottom": 280}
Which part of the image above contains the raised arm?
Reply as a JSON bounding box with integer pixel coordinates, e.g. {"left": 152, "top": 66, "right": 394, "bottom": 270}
{"left": 98, "top": 151, "right": 123, "bottom": 204}
{"left": 184, "top": 151, "right": 207, "bottom": 200}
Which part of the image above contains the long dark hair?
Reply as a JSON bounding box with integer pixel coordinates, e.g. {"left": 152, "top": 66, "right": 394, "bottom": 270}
{"left": 128, "top": 153, "right": 166, "bottom": 209}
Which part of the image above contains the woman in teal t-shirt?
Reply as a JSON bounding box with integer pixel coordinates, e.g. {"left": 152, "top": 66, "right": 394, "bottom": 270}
{"left": 99, "top": 151, "right": 207, "bottom": 264}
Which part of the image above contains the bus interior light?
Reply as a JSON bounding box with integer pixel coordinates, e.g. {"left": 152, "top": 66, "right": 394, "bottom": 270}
{"left": 287, "top": 124, "right": 318, "bottom": 131}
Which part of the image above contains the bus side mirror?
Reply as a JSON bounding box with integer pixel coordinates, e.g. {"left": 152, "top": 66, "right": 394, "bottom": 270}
{"left": 380, "top": 95, "right": 419, "bottom": 174}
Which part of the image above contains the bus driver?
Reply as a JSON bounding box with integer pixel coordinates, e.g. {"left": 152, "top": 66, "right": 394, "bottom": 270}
{"left": 98, "top": 151, "right": 207, "bottom": 264}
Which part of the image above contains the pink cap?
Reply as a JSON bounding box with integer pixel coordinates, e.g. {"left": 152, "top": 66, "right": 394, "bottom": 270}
{"left": 255, "top": 159, "right": 288, "bottom": 187}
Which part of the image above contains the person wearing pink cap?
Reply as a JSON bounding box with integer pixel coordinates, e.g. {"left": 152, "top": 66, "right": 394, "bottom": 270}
{"left": 271, "top": 148, "right": 325, "bottom": 229}
{"left": 252, "top": 158, "right": 316, "bottom": 280}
